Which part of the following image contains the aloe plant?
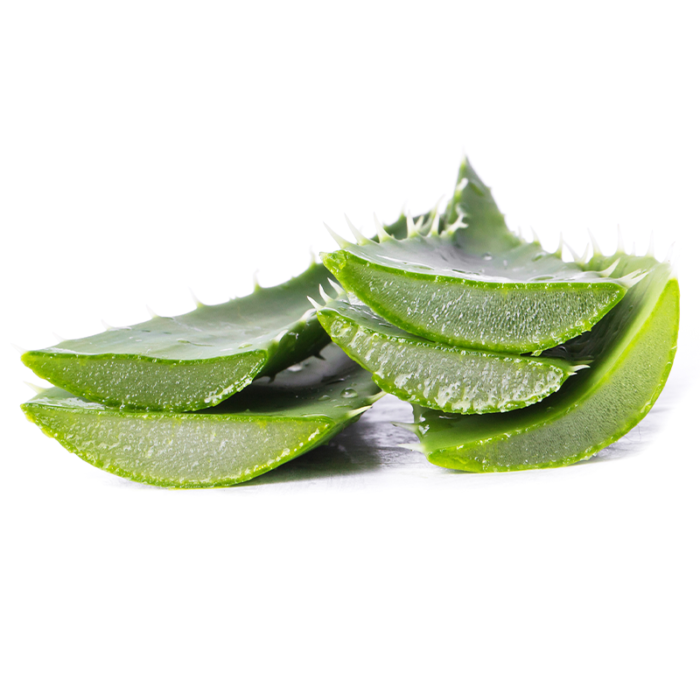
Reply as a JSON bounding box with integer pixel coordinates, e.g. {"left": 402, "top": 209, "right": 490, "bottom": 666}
{"left": 22, "top": 345, "right": 382, "bottom": 488}
{"left": 315, "top": 294, "right": 583, "bottom": 414}
{"left": 322, "top": 159, "right": 635, "bottom": 353}
{"left": 22, "top": 263, "right": 335, "bottom": 412}
{"left": 406, "top": 252, "right": 679, "bottom": 471}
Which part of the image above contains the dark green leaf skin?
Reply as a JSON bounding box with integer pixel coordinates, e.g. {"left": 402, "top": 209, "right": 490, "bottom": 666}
{"left": 22, "top": 264, "right": 334, "bottom": 412}
{"left": 317, "top": 298, "right": 577, "bottom": 414}
{"left": 322, "top": 157, "right": 627, "bottom": 353}
{"left": 21, "top": 345, "right": 382, "bottom": 488}
{"left": 409, "top": 254, "right": 679, "bottom": 472}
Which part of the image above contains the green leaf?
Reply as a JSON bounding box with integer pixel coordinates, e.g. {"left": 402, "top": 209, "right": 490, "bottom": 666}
{"left": 22, "top": 263, "right": 335, "bottom": 412}
{"left": 317, "top": 297, "right": 578, "bottom": 414}
{"left": 21, "top": 345, "right": 382, "bottom": 488}
{"left": 409, "top": 253, "right": 679, "bottom": 471}
{"left": 322, "top": 158, "right": 628, "bottom": 353}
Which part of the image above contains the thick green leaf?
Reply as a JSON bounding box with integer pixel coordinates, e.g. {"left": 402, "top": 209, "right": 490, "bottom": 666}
{"left": 317, "top": 297, "right": 579, "bottom": 414}
{"left": 22, "top": 263, "right": 334, "bottom": 412}
{"left": 322, "top": 158, "right": 630, "bottom": 353}
{"left": 409, "top": 254, "right": 679, "bottom": 471}
{"left": 22, "top": 345, "right": 382, "bottom": 488}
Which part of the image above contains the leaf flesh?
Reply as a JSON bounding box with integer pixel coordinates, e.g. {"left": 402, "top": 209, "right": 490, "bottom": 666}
{"left": 409, "top": 254, "right": 679, "bottom": 471}
{"left": 317, "top": 298, "right": 577, "bottom": 414}
{"left": 22, "top": 264, "right": 333, "bottom": 412}
{"left": 22, "top": 345, "right": 382, "bottom": 488}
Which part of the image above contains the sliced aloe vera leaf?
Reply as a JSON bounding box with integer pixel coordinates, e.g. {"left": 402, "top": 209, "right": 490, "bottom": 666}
{"left": 322, "top": 160, "right": 627, "bottom": 353}
{"left": 316, "top": 297, "right": 578, "bottom": 414}
{"left": 409, "top": 254, "right": 679, "bottom": 471}
{"left": 22, "top": 264, "right": 335, "bottom": 412}
{"left": 21, "top": 345, "right": 381, "bottom": 488}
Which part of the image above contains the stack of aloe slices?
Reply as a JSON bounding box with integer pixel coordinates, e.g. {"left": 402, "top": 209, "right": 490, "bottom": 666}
{"left": 20, "top": 157, "right": 679, "bottom": 485}
{"left": 315, "top": 157, "right": 679, "bottom": 471}
{"left": 21, "top": 266, "right": 384, "bottom": 487}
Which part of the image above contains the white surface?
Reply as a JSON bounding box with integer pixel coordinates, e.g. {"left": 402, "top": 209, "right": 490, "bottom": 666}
{"left": 1, "top": 2, "right": 698, "bottom": 699}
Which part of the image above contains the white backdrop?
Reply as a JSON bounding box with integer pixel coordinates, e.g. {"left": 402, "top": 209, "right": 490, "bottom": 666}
{"left": 1, "top": 2, "right": 698, "bottom": 699}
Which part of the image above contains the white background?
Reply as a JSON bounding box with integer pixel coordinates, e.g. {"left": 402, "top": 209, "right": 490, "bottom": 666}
{"left": 1, "top": 2, "right": 699, "bottom": 698}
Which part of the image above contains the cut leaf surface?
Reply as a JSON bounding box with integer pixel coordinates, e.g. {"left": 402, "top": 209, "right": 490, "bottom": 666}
{"left": 322, "top": 159, "right": 627, "bottom": 353}
{"left": 22, "top": 264, "right": 334, "bottom": 411}
{"left": 409, "top": 254, "right": 679, "bottom": 471}
{"left": 317, "top": 298, "right": 577, "bottom": 414}
{"left": 22, "top": 345, "right": 381, "bottom": 488}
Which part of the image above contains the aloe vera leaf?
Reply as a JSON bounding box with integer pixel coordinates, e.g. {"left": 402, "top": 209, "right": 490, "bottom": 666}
{"left": 21, "top": 345, "right": 381, "bottom": 488}
{"left": 322, "top": 159, "right": 628, "bottom": 353}
{"left": 316, "top": 297, "right": 579, "bottom": 414}
{"left": 408, "top": 253, "right": 679, "bottom": 471}
{"left": 22, "top": 263, "right": 335, "bottom": 412}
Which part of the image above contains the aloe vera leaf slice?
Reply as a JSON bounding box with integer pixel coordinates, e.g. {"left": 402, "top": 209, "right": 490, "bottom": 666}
{"left": 322, "top": 160, "right": 627, "bottom": 353}
{"left": 21, "top": 345, "right": 382, "bottom": 488}
{"left": 408, "top": 254, "right": 679, "bottom": 471}
{"left": 22, "top": 263, "right": 335, "bottom": 412}
{"left": 316, "top": 297, "right": 579, "bottom": 414}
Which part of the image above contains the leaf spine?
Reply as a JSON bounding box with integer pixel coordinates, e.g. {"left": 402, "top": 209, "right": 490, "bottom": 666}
{"left": 405, "top": 211, "right": 420, "bottom": 238}
{"left": 617, "top": 269, "right": 649, "bottom": 289}
{"left": 392, "top": 421, "right": 419, "bottom": 434}
{"left": 189, "top": 288, "right": 206, "bottom": 308}
{"left": 344, "top": 214, "right": 373, "bottom": 245}
{"left": 663, "top": 242, "right": 675, "bottom": 265}
{"left": 328, "top": 279, "right": 345, "bottom": 297}
{"left": 428, "top": 207, "right": 441, "bottom": 237}
{"left": 646, "top": 232, "right": 655, "bottom": 258}
{"left": 346, "top": 405, "right": 373, "bottom": 418}
{"left": 307, "top": 296, "right": 323, "bottom": 311}
{"left": 553, "top": 233, "right": 564, "bottom": 258}
{"left": 397, "top": 442, "right": 425, "bottom": 453}
{"left": 617, "top": 225, "right": 625, "bottom": 254}
{"left": 565, "top": 242, "right": 590, "bottom": 265}
{"left": 445, "top": 213, "right": 467, "bottom": 235}
{"left": 253, "top": 271, "right": 262, "bottom": 291}
{"left": 318, "top": 284, "right": 332, "bottom": 304}
{"left": 373, "top": 214, "right": 392, "bottom": 243}
{"left": 588, "top": 230, "right": 602, "bottom": 257}
{"left": 24, "top": 380, "right": 48, "bottom": 394}
{"left": 598, "top": 258, "right": 621, "bottom": 278}
{"left": 324, "top": 223, "right": 350, "bottom": 249}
